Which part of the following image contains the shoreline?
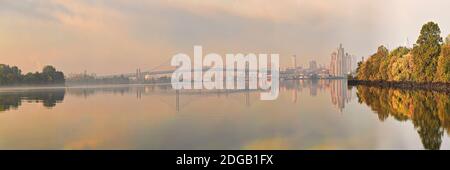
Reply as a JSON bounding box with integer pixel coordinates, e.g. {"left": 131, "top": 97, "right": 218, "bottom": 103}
{"left": 0, "top": 83, "right": 173, "bottom": 92}
{"left": 348, "top": 79, "right": 450, "bottom": 93}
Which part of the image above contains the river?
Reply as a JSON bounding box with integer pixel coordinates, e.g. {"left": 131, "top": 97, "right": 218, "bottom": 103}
{"left": 0, "top": 80, "right": 448, "bottom": 149}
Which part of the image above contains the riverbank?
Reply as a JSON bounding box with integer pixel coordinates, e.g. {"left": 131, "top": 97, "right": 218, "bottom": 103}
{"left": 348, "top": 79, "right": 450, "bottom": 93}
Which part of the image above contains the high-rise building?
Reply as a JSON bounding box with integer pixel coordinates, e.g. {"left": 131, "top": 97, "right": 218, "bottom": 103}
{"left": 330, "top": 52, "right": 337, "bottom": 76}
{"left": 329, "top": 44, "right": 352, "bottom": 77}
{"left": 291, "top": 55, "right": 297, "bottom": 69}
{"left": 136, "top": 68, "right": 142, "bottom": 81}
{"left": 345, "top": 53, "right": 352, "bottom": 74}
{"left": 309, "top": 60, "right": 317, "bottom": 70}
{"left": 337, "top": 44, "right": 345, "bottom": 76}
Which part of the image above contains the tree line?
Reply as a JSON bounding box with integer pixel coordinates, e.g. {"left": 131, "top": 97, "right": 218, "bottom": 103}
{"left": 356, "top": 21, "right": 450, "bottom": 83}
{"left": 0, "top": 65, "right": 65, "bottom": 85}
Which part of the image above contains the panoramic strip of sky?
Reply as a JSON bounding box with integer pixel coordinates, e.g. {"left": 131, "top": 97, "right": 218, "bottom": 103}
{"left": 1, "top": 0, "right": 449, "bottom": 74}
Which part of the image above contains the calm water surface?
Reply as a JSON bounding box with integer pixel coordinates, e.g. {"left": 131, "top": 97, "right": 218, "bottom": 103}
{"left": 0, "top": 80, "right": 448, "bottom": 149}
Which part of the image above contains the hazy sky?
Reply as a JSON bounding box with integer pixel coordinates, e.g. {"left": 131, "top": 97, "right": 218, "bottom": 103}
{"left": 1, "top": 0, "right": 449, "bottom": 75}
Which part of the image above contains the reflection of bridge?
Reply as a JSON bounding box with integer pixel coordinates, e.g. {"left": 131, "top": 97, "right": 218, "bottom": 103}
{"left": 1, "top": 79, "right": 352, "bottom": 113}
{"left": 66, "top": 84, "right": 257, "bottom": 112}
{"left": 65, "top": 80, "right": 352, "bottom": 112}
{"left": 140, "top": 80, "right": 352, "bottom": 112}
{"left": 136, "top": 87, "right": 256, "bottom": 112}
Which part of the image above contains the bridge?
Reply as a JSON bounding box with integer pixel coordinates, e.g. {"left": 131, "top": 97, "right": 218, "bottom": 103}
{"left": 86, "top": 54, "right": 343, "bottom": 83}
{"left": 95, "top": 56, "right": 275, "bottom": 81}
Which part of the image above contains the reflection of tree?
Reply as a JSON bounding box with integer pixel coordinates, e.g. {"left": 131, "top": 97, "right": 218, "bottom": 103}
{"left": 411, "top": 92, "right": 443, "bottom": 150}
{"left": 356, "top": 86, "right": 449, "bottom": 150}
{"left": 0, "top": 90, "right": 65, "bottom": 112}
{"left": 0, "top": 94, "right": 21, "bottom": 112}
{"left": 437, "top": 93, "right": 450, "bottom": 135}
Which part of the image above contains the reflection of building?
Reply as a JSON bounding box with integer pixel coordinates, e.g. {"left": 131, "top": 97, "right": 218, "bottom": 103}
{"left": 280, "top": 79, "right": 352, "bottom": 110}
{"left": 310, "top": 79, "right": 318, "bottom": 96}
{"left": 330, "top": 80, "right": 351, "bottom": 112}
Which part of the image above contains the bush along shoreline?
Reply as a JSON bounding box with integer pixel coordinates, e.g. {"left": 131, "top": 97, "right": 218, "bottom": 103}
{"left": 352, "top": 21, "right": 450, "bottom": 90}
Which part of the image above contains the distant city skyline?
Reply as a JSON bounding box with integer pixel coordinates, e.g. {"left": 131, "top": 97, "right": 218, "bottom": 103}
{"left": 1, "top": 0, "right": 449, "bottom": 74}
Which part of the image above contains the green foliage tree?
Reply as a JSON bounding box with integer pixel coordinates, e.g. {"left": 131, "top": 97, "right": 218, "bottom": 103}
{"left": 0, "top": 64, "right": 22, "bottom": 85}
{"left": 0, "top": 64, "right": 65, "bottom": 85}
{"left": 41, "top": 65, "right": 65, "bottom": 84}
{"left": 412, "top": 22, "right": 443, "bottom": 82}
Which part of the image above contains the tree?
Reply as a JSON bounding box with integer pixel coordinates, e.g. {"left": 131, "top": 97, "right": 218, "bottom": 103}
{"left": 436, "top": 45, "right": 450, "bottom": 82}
{"left": 0, "top": 64, "right": 65, "bottom": 85}
{"left": 356, "top": 61, "right": 368, "bottom": 80}
{"left": 446, "top": 34, "right": 450, "bottom": 45}
{"left": 41, "top": 65, "right": 65, "bottom": 84}
{"left": 366, "top": 45, "right": 388, "bottom": 80}
{"left": 356, "top": 46, "right": 388, "bottom": 80}
{"left": 0, "top": 64, "right": 22, "bottom": 85}
{"left": 412, "top": 22, "right": 443, "bottom": 82}
{"left": 356, "top": 61, "right": 363, "bottom": 74}
{"left": 388, "top": 53, "right": 413, "bottom": 81}
{"left": 354, "top": 22, "right": 448, "bottom": 83}
{"left": 377, "top": 46, "right": 392, "bottom": 80}
{"left": 42, "top": 65, "right": 57, "bottom": 74}
{"left": 378, "top": 47, "right": 411, "bottom": 81}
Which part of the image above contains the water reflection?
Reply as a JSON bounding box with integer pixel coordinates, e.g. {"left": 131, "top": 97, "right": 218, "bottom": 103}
{"left": 0, "top": 89, "right": 65, "bottom": 112}
{"left": 281, "top": 80, "right": 352, "bottom": 112}
{"left": 0, "top": 80, "right": 354, "bottom": 114}
{"left": 0, "top": 81, "right": 448, "bottom": 149}
{"left": 63, "top": 80, "right": 353, "bottom": 113}
{"left": 355, "top": 86, "right": 450, "bottom": 150}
